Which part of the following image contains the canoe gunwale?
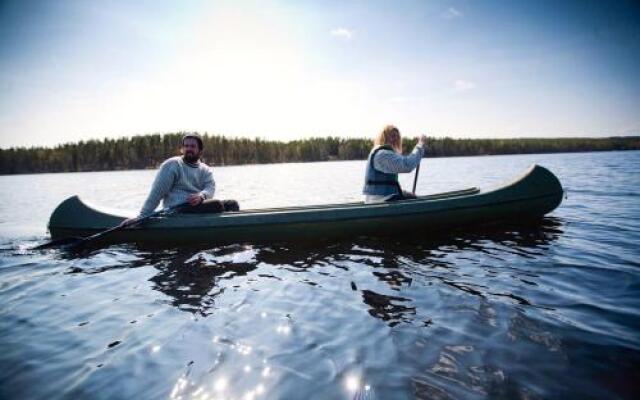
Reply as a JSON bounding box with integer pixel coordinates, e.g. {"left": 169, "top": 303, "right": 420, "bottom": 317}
{"left": 55, "top": 190, "right": 562, "bottom": 233}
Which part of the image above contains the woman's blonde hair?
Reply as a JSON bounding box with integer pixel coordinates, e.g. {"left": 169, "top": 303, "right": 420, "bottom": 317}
{"left": 374, "top": 125, "right": 402, "bottom": 152}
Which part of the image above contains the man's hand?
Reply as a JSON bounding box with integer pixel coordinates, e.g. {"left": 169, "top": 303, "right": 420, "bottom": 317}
{"left": 418, "top": 135, "right": 428, "bottom": 147}
{"left": 119, "top": 218, "right": 137, "bottom": 228}
{"left": 187, "top": 193, "right": 204, "bottom": 206}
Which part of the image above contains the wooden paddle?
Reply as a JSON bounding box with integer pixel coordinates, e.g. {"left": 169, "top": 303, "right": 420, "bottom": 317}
{"left": 34, "top": 202, "right": 188, "bottom": 250}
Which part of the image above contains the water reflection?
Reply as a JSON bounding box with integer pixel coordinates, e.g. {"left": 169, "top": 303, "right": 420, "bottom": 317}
{"left": 168, "top": 353, "right": 274, "bottom": 400}
{"left": 148, "top": 245, "right": 258, "bottom": 316}
{"left": 346, "top": 373, "right": 376, "bottom": 400}
{"left": 361, "top": 289, "right": 416, "bottom": 327}
{"left": 60, "top": 244, "right": 260, "bottom": 317}
{"left": 59, "top": 217, "right": 563, "bottom": 327}
{"left": 349, "top": 218, "right": 564, "bottom": 327}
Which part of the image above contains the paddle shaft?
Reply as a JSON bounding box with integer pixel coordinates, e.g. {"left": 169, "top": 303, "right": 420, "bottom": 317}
{"left": 35, "top": 202, "right": 188, "bottom": 250}
{"left": 73, "top": 202, "right": 189, "bottom": 247}
{"left": 69, "top": 218, "right": 142, "bottom": 248}
{"left": 412, "top": 161, "right": 421, "bottom": 194}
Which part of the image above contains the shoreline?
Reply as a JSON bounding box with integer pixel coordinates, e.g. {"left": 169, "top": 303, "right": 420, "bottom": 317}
{"left": 1, "top": 148, "right": 638, "bottom": 176}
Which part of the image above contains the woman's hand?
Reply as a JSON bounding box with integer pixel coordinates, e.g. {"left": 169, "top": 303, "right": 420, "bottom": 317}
{"left": 418, "top": 135, "right": 428, "bottom": 147}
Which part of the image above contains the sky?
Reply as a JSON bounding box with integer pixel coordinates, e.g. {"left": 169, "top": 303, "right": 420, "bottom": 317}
{"left": 1, "top": 0, "right": 639, "bottom": 148}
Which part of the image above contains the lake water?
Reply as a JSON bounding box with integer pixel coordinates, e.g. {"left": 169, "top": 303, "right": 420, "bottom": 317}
{"left": 0, "top": 151, "right": 639, "bottom": 399}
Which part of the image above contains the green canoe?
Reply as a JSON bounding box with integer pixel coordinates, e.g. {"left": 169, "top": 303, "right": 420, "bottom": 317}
{"left": 47, "top": 164, "right": 563, "bottom": 245}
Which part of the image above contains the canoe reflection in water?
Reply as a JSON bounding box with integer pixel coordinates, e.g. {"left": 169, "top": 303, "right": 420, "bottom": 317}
{"left": 66, "top": 217, "right": 563, "bottom": 322}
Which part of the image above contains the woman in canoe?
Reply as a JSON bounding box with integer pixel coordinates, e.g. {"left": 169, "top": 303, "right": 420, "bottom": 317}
{"left": 363, "top": 125, "right": 427, "bottom": 203}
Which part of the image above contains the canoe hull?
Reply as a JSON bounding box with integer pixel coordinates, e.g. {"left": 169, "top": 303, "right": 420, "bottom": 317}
{"left": 48, "top": 164, "right": 563, "bottom": 245}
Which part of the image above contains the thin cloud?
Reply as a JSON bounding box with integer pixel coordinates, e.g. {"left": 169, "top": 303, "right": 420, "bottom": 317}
{"left": 389, "top": 96, "right": 425, "bottom": 103}
{"left": 330, "top": 28, "right": 354, "bottom": 40}
{"left": 618, "top": 121, "right": 640, "bottom": 135}
{"left": 389, "top": 96, "right": 408, "bottom": 103}
{"left": 441, "top": 7, "right": 462, "bottom": 20}
{"left": 453, "top": 79, "right": 476, "bottom": 92}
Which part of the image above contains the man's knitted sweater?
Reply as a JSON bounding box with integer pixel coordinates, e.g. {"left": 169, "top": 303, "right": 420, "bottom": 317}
{"left": 139, "top": 156, "right": 215, "bottom": 217}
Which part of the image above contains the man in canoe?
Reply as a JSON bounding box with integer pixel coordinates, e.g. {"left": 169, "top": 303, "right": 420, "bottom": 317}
{"left": 363, "top": 125, "right": 428, "bottom": 203}
{"left": 121, "top": 134, "right": 238, "bottom": 226}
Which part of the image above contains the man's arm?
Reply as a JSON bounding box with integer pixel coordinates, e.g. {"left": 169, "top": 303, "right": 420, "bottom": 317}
{"left": 199, "top": 166, "right": 215, "bottom": 200}
{"left": 139, "top": 160, "right": 177, "bottom": 217}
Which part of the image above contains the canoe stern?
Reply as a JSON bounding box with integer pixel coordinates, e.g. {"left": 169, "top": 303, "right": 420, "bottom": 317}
{"left": 48, "top": 195, "right": 125, "bottom": 238}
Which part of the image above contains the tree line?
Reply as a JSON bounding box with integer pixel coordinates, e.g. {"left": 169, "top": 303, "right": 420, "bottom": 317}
{"left": 0, "top": 132, "right": 638, "bottom": 175}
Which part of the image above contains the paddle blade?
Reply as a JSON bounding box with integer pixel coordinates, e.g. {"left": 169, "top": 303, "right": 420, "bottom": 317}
{"left": 33, "top": 236, "right": 84, "bottom": 250}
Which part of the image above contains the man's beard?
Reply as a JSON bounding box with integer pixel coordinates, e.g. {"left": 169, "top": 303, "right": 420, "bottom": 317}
{"left": 183, "top": 151, "right": 200, "bottom": 163}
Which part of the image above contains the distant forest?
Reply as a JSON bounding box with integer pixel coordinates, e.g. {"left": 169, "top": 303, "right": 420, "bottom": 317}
{"left": 1, "top": 133, "right": 638, "bottom": 175}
